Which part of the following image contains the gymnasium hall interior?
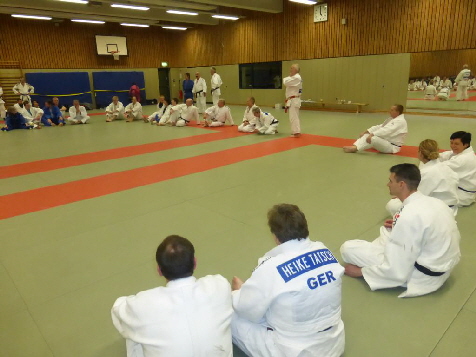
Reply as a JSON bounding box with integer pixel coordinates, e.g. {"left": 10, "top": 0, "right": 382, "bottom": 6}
{"left": 0, "top": 0, "right": 475, "bottom": 356}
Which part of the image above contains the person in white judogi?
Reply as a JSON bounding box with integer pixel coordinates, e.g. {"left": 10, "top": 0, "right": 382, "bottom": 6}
{"left": 192, "top": 72, "right": 207, "bottom": 114}
{"left": 437, "top": 86, "right": 451, "bottom": 101}
{"left": 157, "top": 98, "right": 179, "bottom": 126}
{"left": 148, "top": 98, "right": 171, "bottom": 125}
{"left": 455, "top": 64, "right": 471, "bottom": 101}
{"left": 210, "top": 67, "right": 223, "bottom": 106}
{"left": 424, "top": 80, "right": 437, "bottom": 99}
{"left": 439, "top": 131, "right": 476, "bottom": 206}
{"left": 0, "top": 83, "right": 5, "bottom": 119}
{"left": 386, "top": 139, "right": 459, "bottom": 216}
{"left": 125, "top": 96, "right": 143, "bottom": 122}
{"left": 20, "top": 101, "right": 43, "bottom": 124}
{"left": 232, "top": 204, "right": 345, "bottom": 357}
{"left": 167, "top": 98, "right": 199, "bottom": 127}
{"left": 343, "top": 104, "right": 407, "bottom": 154}
{"left": 67, "top": 100, "right": 90, "bottom": 124}
{"left": 470, "top": 77, "right": 476, "bottom": 90}
{"left": 13, "top": 99, "right": 24, "bottom": 112}
{"left": 106, "top": 96, "right": 125, "bottom": 122}
{"left": 341, "top": 163, "right": 461, "bottom": 298}
{"left": 13, "top": 78, "right": 34, "bottom": 104}
{"left": 238, "top": 97, "right": 258, "bottom": 133}
{"left": 433, "top": 75, "right": 441, "bottom": 85}
{"left": 112, "top": 235, "right": 233, "bottom": 357}
{"left": 203, "top": 99, "right": 235, "bottom": 127}
{"left": 442, "top": 77, "right": 452, "bottom": 89}
{"left": 283, "top": 63, "right": 302, "bottom": 137}
{"left": 414, "top": 80, "right": 422, "bottom": 90}
{"left": 253, "top": 107, "right": 279, "bottom": 135}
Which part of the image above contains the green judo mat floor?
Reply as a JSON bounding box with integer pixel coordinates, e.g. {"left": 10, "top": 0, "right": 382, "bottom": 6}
{"left": 1, "top": 105, "right": 475, "bottom": 357}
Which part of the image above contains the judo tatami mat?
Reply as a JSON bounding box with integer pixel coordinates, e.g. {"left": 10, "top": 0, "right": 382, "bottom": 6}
{"left": 1, "top": 105, "right": 475, "bottom": 357}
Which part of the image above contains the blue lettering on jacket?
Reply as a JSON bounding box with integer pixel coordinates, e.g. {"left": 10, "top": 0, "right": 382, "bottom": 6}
{"left": 276, "top": 249, "right": 338, "bottom": 283}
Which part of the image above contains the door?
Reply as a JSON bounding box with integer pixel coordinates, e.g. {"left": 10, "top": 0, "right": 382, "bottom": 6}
{"left": 158, "top": 68, "right": 171, "bottom": 100}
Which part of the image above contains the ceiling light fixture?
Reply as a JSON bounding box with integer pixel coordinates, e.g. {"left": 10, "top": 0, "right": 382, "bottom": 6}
{"left": 11, "top": 14, "right": 52, "bottom": 20}
{"left": 161, "top": 26, "right": 187, "bottom": 30}
{"left": 211, "top": 14, "right": 239, "bottom": 20}
{"left": 59, "top": 0, "right": 89, "bottom": 4}
{"left": 166, "top": 10, "right": 198, "bottom": 16}
{"left": 121, "top": 23, "right": 150, "bottom": 27}
{"left": 289, "top": 0, "right": 318, "bottom": 5}
{"left": 111, "top": 4, "right": 149, "bottom": 11}
{"left": 72, "top": 19, "right": 105, "bottom": 24}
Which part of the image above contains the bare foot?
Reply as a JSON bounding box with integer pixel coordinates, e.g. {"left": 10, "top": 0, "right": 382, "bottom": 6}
{"left": 290, "top": 133, "right": 301, "bottom": 138}
{"left": 343, "top": 146, "right": 358, "bottom": 153}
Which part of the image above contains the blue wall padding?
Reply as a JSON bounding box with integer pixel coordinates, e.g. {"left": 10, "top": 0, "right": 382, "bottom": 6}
{"left": 92, "top": 71, "right": 146, "bottom": 108}
{"left": 26, "top": 72, "right": 92, "bottom": 107}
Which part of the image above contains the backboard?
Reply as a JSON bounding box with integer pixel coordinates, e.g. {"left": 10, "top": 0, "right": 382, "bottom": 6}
{"left": 95, "top": 35, "right": 128, "bottom": 56}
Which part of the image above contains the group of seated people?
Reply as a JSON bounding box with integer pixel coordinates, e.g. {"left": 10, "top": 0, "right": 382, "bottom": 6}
{"left": 343, "top": 104, "right": 476, "bottom": 207}
{"left": 409, "top": 75, "right": 476, "bottom": 101}
{"left": 2, "top": 97, "right": 91, "bottom": 131}
{"left": 112, "top": 155, "right": 468, "bottom": 355}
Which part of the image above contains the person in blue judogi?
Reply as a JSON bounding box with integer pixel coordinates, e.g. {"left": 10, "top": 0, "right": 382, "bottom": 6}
{"left": 41, "top": 100, "right": 65, "bottom": 126}
{"left": 2, "top": 107, "right": 40, "bottom": 131}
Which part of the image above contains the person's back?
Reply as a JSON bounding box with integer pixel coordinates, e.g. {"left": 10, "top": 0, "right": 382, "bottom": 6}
{"left": 112, "top": 235, "right": 233, "bottom": 357}
{"left": 419, "top": 160, "right": 459, "bottom": 207}
{"left": 112, "top": 275, "right": 232, "bottom": 356}
{"left": 232, "top": 204, "right": 345, "bottom": 357}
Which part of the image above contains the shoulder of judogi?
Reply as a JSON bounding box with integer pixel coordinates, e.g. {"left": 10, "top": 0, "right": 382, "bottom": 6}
{"left": 196, "top": 274, "right": 232, "bottom": 294}
{"left": 205, "top": 106, "right": 217, "bottom": 114}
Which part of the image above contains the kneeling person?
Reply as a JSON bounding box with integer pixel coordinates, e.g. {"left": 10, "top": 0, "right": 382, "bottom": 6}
{"left": 232, "top": 204, "right": 345, "bottom": 357}
{"left": 341, "top": 164, "right": 461, "bottom": 298}
{"left": 203, "top": 99, "right": 234, "bottom": 127}
{"left": 238, "top": 97, "right": 258, "bottom": 133}
{"left": 253, "top": 107, "right": 279, "bottom": 135}
{"left": 343, "top": 105, "right": 407, "bottom": 154}
{"left": 112, "top": 235, "right": 233, "bottom": 357}
{"left": 68, "top": 100, "right": 90, "bottom": 124}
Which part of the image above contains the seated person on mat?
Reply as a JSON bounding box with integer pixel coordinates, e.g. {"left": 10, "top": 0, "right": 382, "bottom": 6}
{"left": 125, "top": 96, "right": 143, "bottom": 122}
{"left": 112, "top": 235, "right": 233, "bottom": 357}
{"left": 343, "top": 104, "right": 407, "bottom": 154}
{"left": 67, "top": 100, "right": 90, "bottom": 124}
{"left": 41, "top": 100, "right": 65, "bottom": 126}
{"left": 203, "top": 99, "right": 235, "bottom": 127}
{"left": 106, "top": 96, "right": 125, "bottom": 122}
{"left": 341, "top": 164, "right": 461, "bottom": 298}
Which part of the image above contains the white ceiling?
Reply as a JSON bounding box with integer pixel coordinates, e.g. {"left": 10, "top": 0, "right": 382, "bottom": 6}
{"left": 0, "top": 0, "right": 283, "bottom": 27}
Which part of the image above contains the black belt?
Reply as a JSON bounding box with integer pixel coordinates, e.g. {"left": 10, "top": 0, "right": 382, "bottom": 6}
{"left": 211, "top": 87, "right": 220, "bottom": 93}
{"left": 391, "top": 143, "right": 402, "bottom": 147}
{"left": 458, "top": 186, "right": 476, "bottom": 193}
{"left": 194, "top": 90, "right": 203, "bottom": 98}
{"left": 271, "top": 120, "right": 279, "bottom": 125}
{"left": 414, "top": 262, "right": 445, "bottom": 277}
{"left": 180, "top": 117, "right": 189, "bottom": 123}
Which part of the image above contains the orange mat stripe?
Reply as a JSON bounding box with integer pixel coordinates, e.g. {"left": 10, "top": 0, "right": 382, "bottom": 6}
{"left": 0, "top": 137, "right": 314, "bottom": 220}
{"left": 0, "top": 133, "right": 421, "bottom": 220}
{"left": 0, "top": 126, "right": 243, "bottom": 179}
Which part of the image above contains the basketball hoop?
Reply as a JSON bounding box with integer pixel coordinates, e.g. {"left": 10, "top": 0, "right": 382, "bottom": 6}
{"left": 110, "top": 51, "right": 120, "bottom": 60}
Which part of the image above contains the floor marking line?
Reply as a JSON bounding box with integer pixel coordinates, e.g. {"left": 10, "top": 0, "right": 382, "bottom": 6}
{"left": 0, "top": 137, "right": 312, "bottom": 220}
{"left": 0, "top": 127, "right": 244, "bottom": 179}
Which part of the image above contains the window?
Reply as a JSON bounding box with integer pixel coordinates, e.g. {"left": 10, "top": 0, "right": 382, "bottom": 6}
{"left": 239, "top": 62, "right": 282, "bottom": 89}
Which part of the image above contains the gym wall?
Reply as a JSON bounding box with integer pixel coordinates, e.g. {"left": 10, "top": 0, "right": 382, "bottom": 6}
{"left": 170, "top": 53, "right": 410, "bottom": 111}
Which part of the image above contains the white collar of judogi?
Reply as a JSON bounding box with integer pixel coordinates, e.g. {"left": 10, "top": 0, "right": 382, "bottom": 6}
{"left": 166, "top": 276, "right": 196, "bottom": 288}
{"left": 266, "top": 237, "right": 310, "bottom": 257}
{"left": 402, "top": 191, "right": 423, "bottom": 206}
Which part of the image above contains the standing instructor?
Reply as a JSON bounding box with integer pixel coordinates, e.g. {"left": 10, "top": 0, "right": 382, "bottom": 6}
{"left": 283, "top": 64, "right": 303, "bottom": 138}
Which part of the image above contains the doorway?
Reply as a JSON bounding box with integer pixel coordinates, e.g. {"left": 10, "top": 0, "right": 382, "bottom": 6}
{"left": 158, "top": 68, "right": 171, "bottom": 100}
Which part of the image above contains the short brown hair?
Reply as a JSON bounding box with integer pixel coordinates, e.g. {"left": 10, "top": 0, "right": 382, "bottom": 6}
{"left": 394, "top": 104, "right": 404, "bottom": 115}
{"left": 267, "top": 204, "right": 309, "bottom": 243}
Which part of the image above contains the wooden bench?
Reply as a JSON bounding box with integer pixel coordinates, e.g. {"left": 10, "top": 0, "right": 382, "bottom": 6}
{"left": 301, "top": 100, "right": 369, "bottom": 113}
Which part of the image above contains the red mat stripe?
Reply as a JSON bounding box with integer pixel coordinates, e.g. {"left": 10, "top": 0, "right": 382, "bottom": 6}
{"left": 0, "top": 137, "right": 312, "bottom": 220}
{"left": 0, "top": 128, "right": 243, "bottom": 179}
